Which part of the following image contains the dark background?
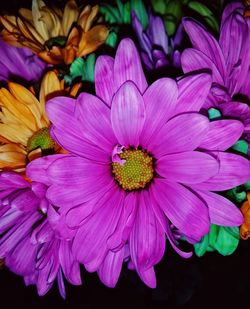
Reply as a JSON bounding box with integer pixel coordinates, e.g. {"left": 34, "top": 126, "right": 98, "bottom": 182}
{"left": 1, "top": 0, "right": 249, "bottom": 308}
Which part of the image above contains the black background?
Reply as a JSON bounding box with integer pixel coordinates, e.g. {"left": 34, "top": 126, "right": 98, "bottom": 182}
{"left": 1, "top": 0, "right": 249, "bottom": 308}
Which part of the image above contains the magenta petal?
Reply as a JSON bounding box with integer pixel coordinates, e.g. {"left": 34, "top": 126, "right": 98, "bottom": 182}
{"left": 175, "top": 73, "right": 212, "bottom": 114}
{"left": 181, "top": 48, "right": 224, "bottom": 84}
{"left": 195, "top": 190, "right": 243, "bottom": 226}
{"left": 111, "top": 81, "right": 145, "bottom": 148}
{"left": 129, "top": 191, "right": 165, "bottom": 273}
{"left": 26, "top": 155, "right": 66, "bottom": 185}
{"left": 182, "top": 18, "right": 226, "bottom": 78}
{"left": 138, "top": 267, "right": 157, "bottom": 288}
{"left": 95, "top": 55, "right": 115, "bottom": 106}
{"left": 59, "top": 240, "right": 81, "bottom": 285}
{"left": 51, "top": 127, "right": 110, "bottom": 163}
{"left": 156, "top": 151, "right": 219, "bottom": 184}
{"left": 5, "top": 236, "right": 37, "bottom": 276}
{"left": 72, "top": 188, "right": 125, "bottom": 271}
{"left": 192, "top": 152, "right": 250, "bottom": 191}
{"left": 199, "top": 120, "right": 244, "bottom": 151}
{"left": 75, "top": 93, "right": 117, "bottom": 152}
{"left": 140, "top": 78, "right": 178, "bottom": 147}
{"left": 98, "top": 248, "right": 124, "bottom": 288}
{"left": 221, "top": 2, "right": 244, "bottom": 24}
{"left": 114, "top": 38, "right": 147, "bottom": 93}
{"left": 47, "top": 155, "right": 110, "bottom": 186}
{"left": 151, "top": 180, "right": 210, "bottom": 241}
{"left": 147, "top": 113, "right": 209, "bottom": 157}
{"left": 107, "top": 192, "right": 138, "bottom": 251}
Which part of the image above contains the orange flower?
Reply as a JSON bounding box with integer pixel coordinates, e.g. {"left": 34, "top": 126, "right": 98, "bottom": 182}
{"left": 0, "top": 70, "right": 81, "bottom": 172}
{"left": 0, "top": 0, "right": 109, "bottom": 64}
{"left": 240, "top": 193, "right": 250, "bottom": 240}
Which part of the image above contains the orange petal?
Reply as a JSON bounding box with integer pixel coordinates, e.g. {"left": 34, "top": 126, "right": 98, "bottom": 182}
{"left": 77, "top": 25, "right": 108, "bottom": 57}
{"left": 62, "top": 0, "right": 79, "bottom": 36}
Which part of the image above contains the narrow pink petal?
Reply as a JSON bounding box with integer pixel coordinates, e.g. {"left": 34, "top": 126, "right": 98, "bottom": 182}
{"left": 140, "top": 78, "right": 178, "bottom": 147}
{"left": 175, "top": 73, "right": 212, "bottom": 114}
{"left": 111, "top": 81, "right": 145, "bottom": 147}
{"left": 192, "top": 152, "right": 250, "bottom": 191}
{"left": 182, "top": 18, "right": 226, "bottom": 78}
{"left": 47, "top": 155, "right": 110, "bottom": 185}
{"left": 98, "top": 248, "right": 124, "bottom": 288}
{"left": 195, "top": 190, "right": 243, "bottom": 226}
{"left": 107, "top": 192, "right": 138, "bottom": 251}
{"left": 151, "top": 180, "right": 210, "bottom": 241}
{"left": 72, "top": 188, "right": 125, "bottom": 272}
{"left": 51, "top": 127, "right": 111, "bottom": 163}
{"left": 59, "top": 240, "right": 81, "bottom": 285}
{"left": 26, "top": 155, "right": 66, "bottom": 185}
{"left": 147, "top": 113, "right": 209, "bottom": 157}
{"left": 156, "top": 151, "right": 219, "bottom": 184}
{"left": 95, "top": 55, "right": 115, "bottom": 106}
{"left": 199, "top": 120, "right": 244, "bottom": 151}
{"left": 75, "top": 93, "right": 117, "bottom": 152}
{"left": 114, "top": 38, "right": 147, "bottom": 93}
{"left": 181, "top": 48, "right": 224, "bottom": 84}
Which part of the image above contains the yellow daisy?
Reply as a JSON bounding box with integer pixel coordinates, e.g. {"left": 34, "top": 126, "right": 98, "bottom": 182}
{"left": 0, "top": 70, "right": 81, "bottom": 172}
{"left": 0, "top": 0, "right": 109, "bottom": 64}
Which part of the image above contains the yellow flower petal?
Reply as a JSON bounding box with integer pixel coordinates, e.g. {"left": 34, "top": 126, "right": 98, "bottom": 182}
{"left": 32, "top": 0, "right": 49, "bottom": 41}
{"left": 0, "top": 88, "right": 38, "bottom": 132}
{"left": 40, "top": 6, "right": 62, "bottom": 38}
{"left": 62, "top": 0, "right": 79, "bottom": 36}
{"left": 77, "top": 25, "right": 109, "bottom": 57}
{"left": 0, "top": 123, "right": 33, "bottom": 145}
{"left": 0, "top": 144, "right": 26, "bottom": 171}
{"left": 8, "top": 82, "right": 44, "bottom": 129}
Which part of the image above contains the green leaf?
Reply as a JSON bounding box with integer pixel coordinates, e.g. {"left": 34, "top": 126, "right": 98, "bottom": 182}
{"left": 164, "top": 0, "right": 183, "bottom": 20}
{"left": 106, "top": 31, "right": 118, "bottom": 48}
{"left": 232, "top": 140, "right": 248, "bottom": 155}
{"left": 194, "top": 234, "right": 209, "bottom": 257}
{"left": 151, "top": 0, "right": 168, "bottom": 14}
{"left": 123, "top": 2, "right": 131, "bottom": 24}
{"left": 208, "top": 108, "right": 222, "bottom": 120}
{"left": 164, "top": 15, "right": 178, "bottom": 36}
{"left": 208, "top": 224, "right": 219, "bottom": 247}
{"left": 99, "top": 4, "right": 120, "bottom": 24}
{"left": 85, "top": 54, "right": 96, "bottom": 82}
{"left": 188, "top": 2, "right": 219, "bottom": 32}
{"left": 244, "top": 181, "right": 250, "bottom": 191}
{"left": 131, "top": 0, "right": 148, "bottom": 29}
{"left": 214, "top": 226, "right": 239, "bottom": 256}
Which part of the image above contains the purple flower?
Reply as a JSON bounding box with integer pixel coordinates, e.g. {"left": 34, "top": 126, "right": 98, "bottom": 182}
{"left": 181, "top": 2, "right": 250, "bottom": 138}
{"left": 27, "top": 38, "right": 249, "bottom": 288}
{"left": 0, "top": 171, "right": 81, "bottom": 298}
{"left": 0, "top": 40, "right": 47, "bottom": 82}
{"left": 132, "top": 11, "right": 182, "bottom": 70}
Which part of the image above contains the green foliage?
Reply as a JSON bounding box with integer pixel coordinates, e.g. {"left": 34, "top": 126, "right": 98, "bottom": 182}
{"left": 194, "top": 224, "right": 240, "bottom": 257}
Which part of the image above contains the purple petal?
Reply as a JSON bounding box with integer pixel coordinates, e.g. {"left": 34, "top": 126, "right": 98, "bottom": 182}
{"left": 26, "top": 155, "right": 66, "bottom": 185}
{"left": 147, "top": 14, "right": 168, "bottom": 55}
{"left": 192, "top": 152, "right": 250, "bottom": 191}
{"left": 151, "top": 179, "right": 210, "bottom": 241}
{"left": 195, "top": 190, "right": 243, "bottom": 226}
{"left": 111, "top": 81, "right": 145, "bottom": 148}
{"left": 10, "top": 189, "right": 39, "bottom": 212}
{"left": 140, "top": 78, "right": 178, "bottom": 148}
{"left": 72, "top": 187, "right": 125, "bottom": 271}
{"left": 147, "top": 113, "right": 209, "bottom": 157}
{"left": 181, "top": 48, "right": 224, "bottom": 84}
{"left": 59, "top": 240, "right": 81, "bottom": 285}
{"left": 220, "top": 11, "right": 250, "bottom": 94}
{"left": 107, "top": 192, "right": 138, "bottom": 251}
{"left": 98, "top": 248, "right": 124, "bottom": 288}
{"left": 95, "top": 55, "right": 115, "bottom": 106}
{"left": 221, "top": 2, "right": 244, "bottom": 25}
{"left": 75, "top": 93, "right": 116, "bottom": 152}
{"left": 114, "top": 38, "right": 147, "bottom": 93}
{"left": 199, "top": 120, "right": 244, "bottom": 151}
{"left": 156, "top": 151, "right": 219, "bottom": 184}
{"left": 182, "top": 18, "right": 226, "bottom": 79}
{"left": 175, "top": 73, "right": 212, "bottom": 114}
{"left": 0, "top": 172, "right": 29, "bottom": 189}
{"left": 5, "top": 236, "right": 37, "bottom": 276}
{"left": 129, "top": 191, "right": 165, "bottom": 287}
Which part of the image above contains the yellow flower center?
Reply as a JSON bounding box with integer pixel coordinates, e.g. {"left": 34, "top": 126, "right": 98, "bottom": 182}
{"left": 112, "top": 149, "right": 154, "bottom": 191}
{"left": 27, "top": 127, "right": 55, "bottom": 155}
